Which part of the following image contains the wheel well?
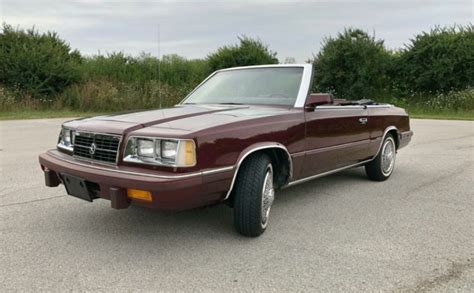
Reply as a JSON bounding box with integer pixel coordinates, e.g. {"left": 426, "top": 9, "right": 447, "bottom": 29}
{"left": 260, "top": 148, "right": 291, "bottom": 188}
{"left": 387, "top": 129, "right": 400, "bottom": 149}
{"left": 227, "top": 147, "right": 291, "bottom": 204}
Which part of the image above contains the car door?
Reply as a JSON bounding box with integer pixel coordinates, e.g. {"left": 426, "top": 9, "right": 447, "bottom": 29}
{"left": 301, "top": 105, "right": 372, "bottom": 178}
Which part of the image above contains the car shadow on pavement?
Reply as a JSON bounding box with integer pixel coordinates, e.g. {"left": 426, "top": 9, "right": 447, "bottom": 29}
{"left": 54, "top": 167, "right": 370, "bottom": 250}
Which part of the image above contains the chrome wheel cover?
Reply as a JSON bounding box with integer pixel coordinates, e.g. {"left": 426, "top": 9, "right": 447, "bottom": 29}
{"left": 381, "top": 138, "right": 396, "bottom": 176}
{"left": 261, "top": 164, "right": 274, "bottom": 228}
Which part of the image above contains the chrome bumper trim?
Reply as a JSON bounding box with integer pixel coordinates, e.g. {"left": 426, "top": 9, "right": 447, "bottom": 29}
{"left": 45, "top": 150, "right": 233, "bottom": 180}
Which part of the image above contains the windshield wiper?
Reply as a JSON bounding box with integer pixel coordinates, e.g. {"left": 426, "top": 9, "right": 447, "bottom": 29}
{"left": 217, "top": 102, "right": 243, "bottom": 105}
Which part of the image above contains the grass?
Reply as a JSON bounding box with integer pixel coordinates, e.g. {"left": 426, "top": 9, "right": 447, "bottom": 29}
{"left": 0, "top": 110, "right": 108, "bottom": 120}
{"left": 1, "top": 106, "right": 473, "bottom": 121}
{"left": 405, "top": 106, "right": 474, "bottom": 121}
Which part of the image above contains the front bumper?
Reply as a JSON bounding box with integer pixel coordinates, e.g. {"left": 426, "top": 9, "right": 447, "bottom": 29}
{"left": 39, "top": 150, "right": 234, "bottom": 210}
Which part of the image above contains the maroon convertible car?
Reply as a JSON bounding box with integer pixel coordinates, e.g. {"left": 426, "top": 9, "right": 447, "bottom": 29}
{"left": 39, "top": 64, "right": 413, "bottom": 236}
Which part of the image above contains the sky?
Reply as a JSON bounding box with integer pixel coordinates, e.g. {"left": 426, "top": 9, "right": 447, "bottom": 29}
{"left": 1, "top": 0, "right": 472, "bottom": 62}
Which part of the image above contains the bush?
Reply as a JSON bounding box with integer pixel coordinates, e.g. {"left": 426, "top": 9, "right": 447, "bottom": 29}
{"left": 312, "top": 28, "right": 393, "bottom": 100}
{"left": 74, "top": 53, "right": 209, "bottom": 110}
{"left": 0, "top": 24, "right": 81, "bottom": 97}
{"left": 424, "top": 88, "right": 474, "bottom": 111}
{"left": 55, "top": 80, "right": 184, "bottom": 112}
{"left": 78, "top": 52, "right": 150, "bottom": 83}
{"left": 0, "top": 86, "right": 16, "bottom": 109}
{"left": 158, "top": 54, "right": 210, "bottom": 87}
{"left": 394, "top": 25, "right": 474, "bottom": 94}
{"left": 78, "top": 53, "right": 209, "bottom": 88}
{"left": 207, "top": 36, "right": 278, "bottom": 71}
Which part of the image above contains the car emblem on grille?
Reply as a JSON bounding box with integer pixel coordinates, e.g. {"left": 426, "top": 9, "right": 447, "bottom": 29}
{"left": 89, "top": 142, "right": 97, "bottom": 155}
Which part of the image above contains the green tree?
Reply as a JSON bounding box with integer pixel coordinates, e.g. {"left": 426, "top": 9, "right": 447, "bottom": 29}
{"left": 312, "top": 28, "right": 392, "bottom": 100}
{"left": 79, "top": 52, "right": 209, "bottom": 87}
{"left": 394, "top": 25, "right": 474, "bottom": 94}
{"left": 0, "top": 23, "right": 81, "bottom": 97}
{"left": 207, "top": 36, "right": 278, "bottom": 71}
{"left": 159, "top": 54, "right": 209, "bottom": 87}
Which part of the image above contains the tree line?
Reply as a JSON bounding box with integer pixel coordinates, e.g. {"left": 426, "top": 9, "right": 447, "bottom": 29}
{"left": 0, "top": 23, "right": 472, "bottom": 112}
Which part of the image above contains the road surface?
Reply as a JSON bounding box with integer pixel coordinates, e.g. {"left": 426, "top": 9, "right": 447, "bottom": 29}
{"left": 0, "top": 118, "right": 473, "bottom": 291}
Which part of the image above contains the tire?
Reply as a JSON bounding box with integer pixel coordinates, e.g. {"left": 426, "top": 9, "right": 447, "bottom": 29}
{"left": 365, "top": 134, "right": 397, "bottom": 181}
{"left": 233, "top": 153, "right": 275, "bottom": 237}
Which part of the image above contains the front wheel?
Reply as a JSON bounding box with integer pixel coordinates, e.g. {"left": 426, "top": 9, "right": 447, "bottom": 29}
{"left": 233, "top": 153, "right": 275, "bottom": 237}
{"left": 365, "top": 134, "right": 396, "bottom": 181}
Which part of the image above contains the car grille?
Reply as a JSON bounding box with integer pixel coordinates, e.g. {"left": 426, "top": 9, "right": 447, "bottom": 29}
{"left": 73, "top": 132, "right": 121, "bottom": 164}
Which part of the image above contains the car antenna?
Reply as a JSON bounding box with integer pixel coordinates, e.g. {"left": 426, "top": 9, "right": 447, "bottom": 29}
{"left": 157, "top": 23, "right": 162, "bottom": 109}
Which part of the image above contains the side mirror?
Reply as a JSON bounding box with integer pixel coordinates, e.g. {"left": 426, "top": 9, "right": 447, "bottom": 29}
{"left": 305, "top": 93, "right": 334, "bottom": 110}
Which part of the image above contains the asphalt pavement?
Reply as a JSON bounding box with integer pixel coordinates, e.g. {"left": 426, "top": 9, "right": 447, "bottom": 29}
{"left": 0, "top": 118, "right": 473, "bottom": 291}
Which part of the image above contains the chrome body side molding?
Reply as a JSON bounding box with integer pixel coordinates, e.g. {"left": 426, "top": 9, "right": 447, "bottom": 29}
{"left": 314, "top": 104, "right": 393, "bottom": 110}
{"left": 284, "top": 159, "right": 372, "bottom": 187}
{"left": 283, "top": 125, "right": 399, "bottom": 188}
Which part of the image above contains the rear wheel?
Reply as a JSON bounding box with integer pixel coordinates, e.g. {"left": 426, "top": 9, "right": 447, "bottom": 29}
{"left": 233, "top": 153, "right": 275, "bottom": 237}
{"left": 365, "top": 134, "right": 396, "bottom": 181}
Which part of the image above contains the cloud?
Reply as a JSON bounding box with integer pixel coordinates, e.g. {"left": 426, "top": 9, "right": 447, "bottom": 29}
{"left": 2, "top": 0, "right": 472, "bottom": 62}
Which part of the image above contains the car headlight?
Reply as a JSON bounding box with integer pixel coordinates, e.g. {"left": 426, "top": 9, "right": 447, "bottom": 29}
{"left": 161, "top": 140, "right": 178, "bottom": 159}
{"left": 124, "top": 137, "right": 196, "bottom": 167}
{"left": 137, "top": 139, "right": 154, "bottom": 157}
{"left": 57, "top": 126, "right": 75, "bottom": 152}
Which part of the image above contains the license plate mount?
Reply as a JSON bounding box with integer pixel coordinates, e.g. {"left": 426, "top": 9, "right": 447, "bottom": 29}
{"left": 62, "top": 173, "right": 94, "bottom": 202}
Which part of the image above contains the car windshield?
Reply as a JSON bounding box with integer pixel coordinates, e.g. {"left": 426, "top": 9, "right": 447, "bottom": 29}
{"left": 183, "top": 67, "right": 304, "bottom": 106}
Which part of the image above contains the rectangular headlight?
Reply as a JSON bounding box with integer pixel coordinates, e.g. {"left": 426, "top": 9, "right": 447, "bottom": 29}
{"left": 123, "top": 137, "right": 196, "bottom": 167}
{"left": 62, "top": 128, "right": 71, "bottom": 144}
{"left": 57, "top": 126, "right": 75, "bottom": 152}
{"left": 161, "top": 140, "right": 178, "bottom": 160}
{"left": 137, "top": 139, "right": 154, "bottom": 157}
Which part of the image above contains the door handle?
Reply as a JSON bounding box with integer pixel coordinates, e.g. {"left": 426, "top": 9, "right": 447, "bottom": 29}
{"left": 359, "top": 117, "right": 368, "bottom": 125}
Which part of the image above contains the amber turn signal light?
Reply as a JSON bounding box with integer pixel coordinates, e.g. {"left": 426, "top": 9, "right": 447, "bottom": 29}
{"left": 127, "top": 189, "right": 152, "bottom": 202}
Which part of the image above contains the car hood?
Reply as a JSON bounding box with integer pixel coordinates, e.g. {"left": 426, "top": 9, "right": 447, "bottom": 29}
{"left": 64, "top": 104, "right": 293, "bottom": 136}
